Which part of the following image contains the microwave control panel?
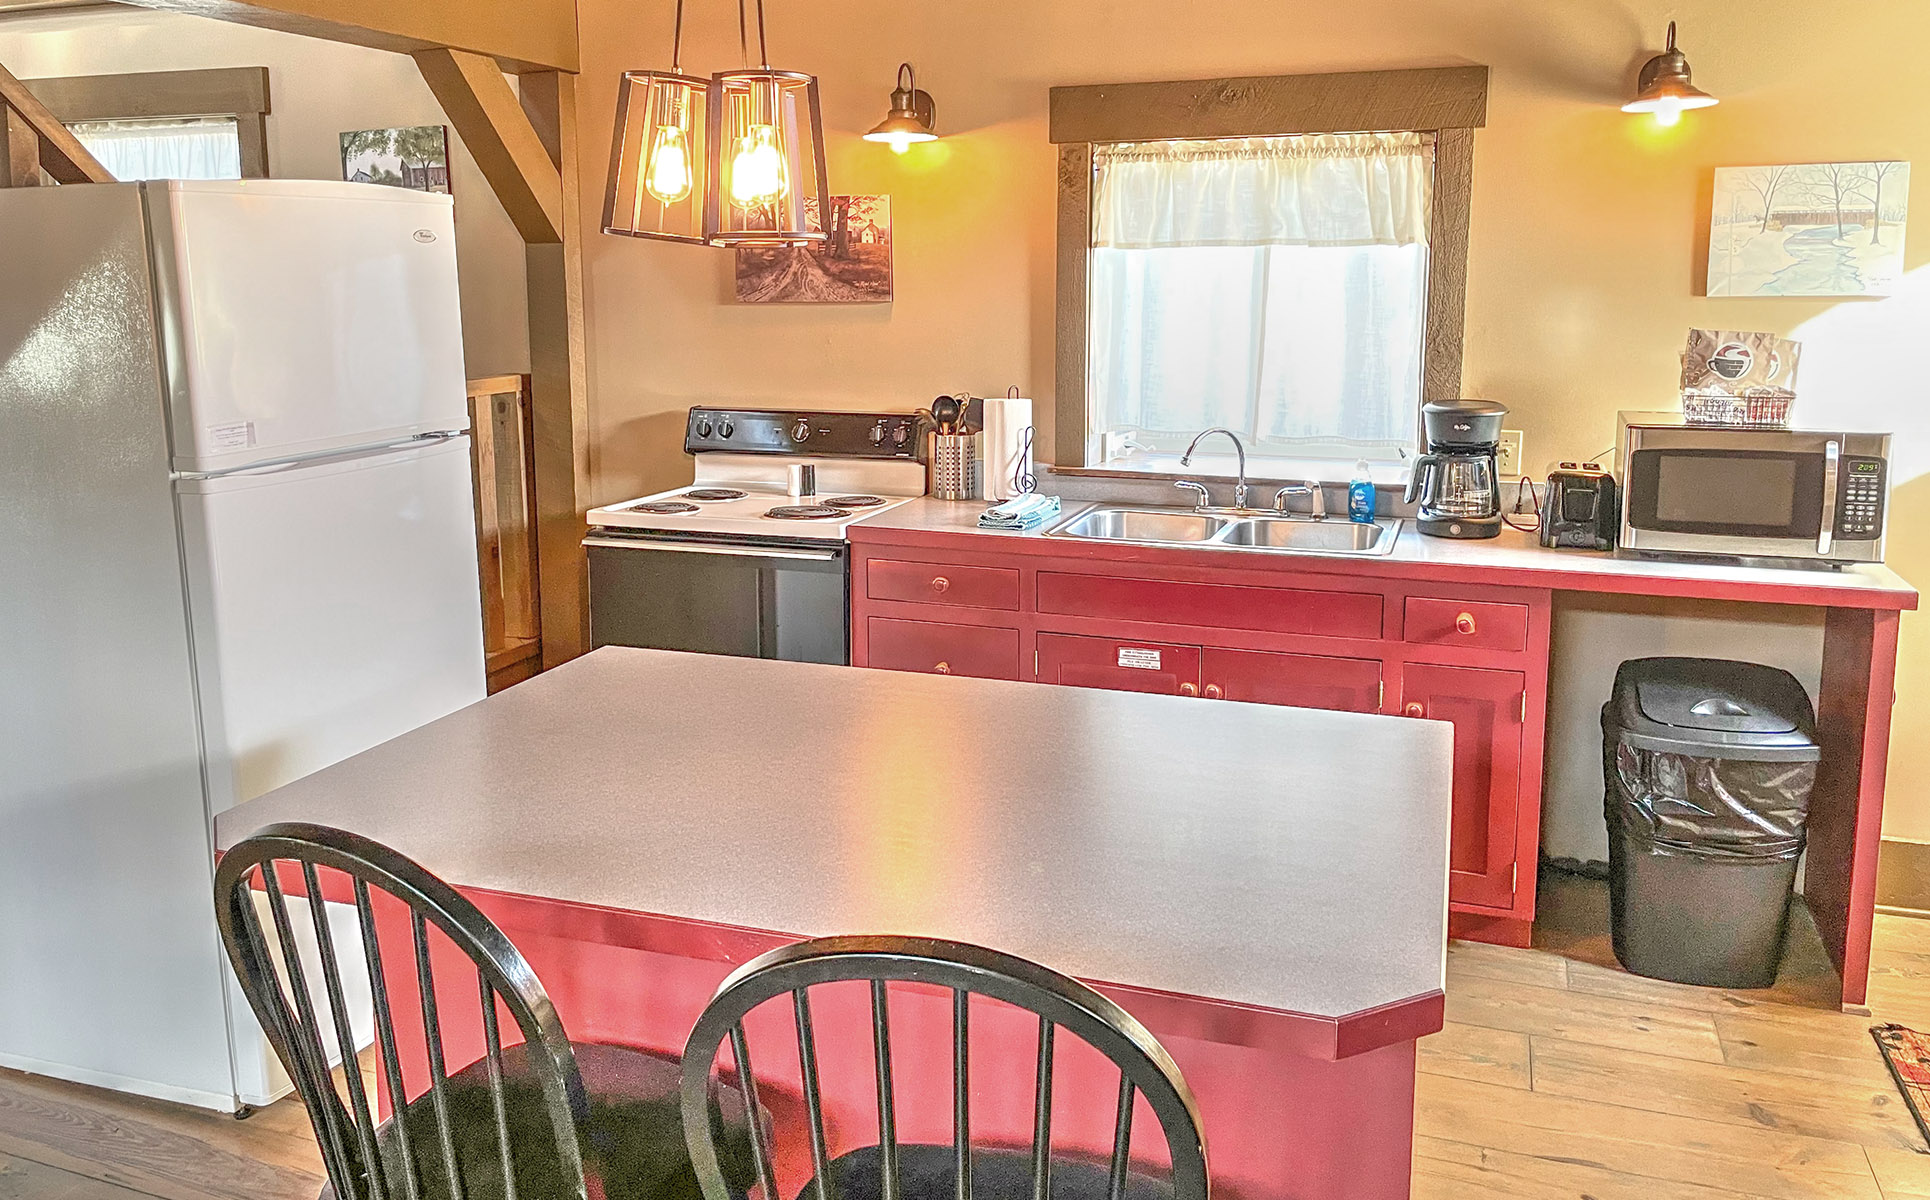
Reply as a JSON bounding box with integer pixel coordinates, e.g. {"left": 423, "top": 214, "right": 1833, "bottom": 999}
{"left": 1836, "top": 457, "right": 1887, "bottom": 539}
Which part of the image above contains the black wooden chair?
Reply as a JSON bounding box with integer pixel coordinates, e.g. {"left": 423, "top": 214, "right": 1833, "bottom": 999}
{"left": 215, "top": 822, "right": 752, "bottom": 1200}
{"left": 679, "top": 935, "right": 1209, "bottom": 1200}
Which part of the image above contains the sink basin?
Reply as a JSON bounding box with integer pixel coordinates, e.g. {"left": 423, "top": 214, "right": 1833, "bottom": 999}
{"left": 1216, "top": 517, "right": 1399, "bottom": 555}
{"left": 1053, "top": 507, "right": 1229, "bottom": 543}
{"left": 1049, "top": 505, "right": 1401, "bottom": 557}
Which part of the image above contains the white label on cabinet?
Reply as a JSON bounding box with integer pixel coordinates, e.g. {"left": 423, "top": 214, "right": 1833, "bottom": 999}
{"left": 1117, "top": 647, "right": 1162, "bottom": 670}
{"left": 207, "top": 421, "right": 255, "bottom": 450}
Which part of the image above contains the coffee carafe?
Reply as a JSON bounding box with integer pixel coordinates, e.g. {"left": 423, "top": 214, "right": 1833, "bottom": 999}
{"left": 1405, "top": 398, "right": 1508, "bottom": 539}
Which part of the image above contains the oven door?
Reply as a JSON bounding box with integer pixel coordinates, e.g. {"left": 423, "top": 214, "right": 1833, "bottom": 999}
{"left": 1621, "top": 427, "right": 1844, "bottom": 560}
{"left": 585, "top": 533, "right": 849, "bottom": 664}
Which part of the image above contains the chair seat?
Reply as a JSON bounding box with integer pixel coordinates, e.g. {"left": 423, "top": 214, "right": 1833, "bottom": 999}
{"left": 801, "top": 1144, "right": 1175, "bottom": 1200}
{"left": 320, "top": 1041, "right": 752, "bottom": 1200}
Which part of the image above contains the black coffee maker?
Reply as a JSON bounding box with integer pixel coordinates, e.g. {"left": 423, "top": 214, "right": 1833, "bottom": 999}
{"left": 1405, "top": 398, "right": 1508, "bottom": 538}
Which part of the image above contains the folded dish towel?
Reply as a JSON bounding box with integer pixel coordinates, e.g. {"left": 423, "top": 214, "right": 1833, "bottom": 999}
{"left": 978, "top": 493, "right": 1061, "bottom": 530}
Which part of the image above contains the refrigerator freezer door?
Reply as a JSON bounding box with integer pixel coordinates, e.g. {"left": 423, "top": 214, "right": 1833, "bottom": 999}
{"left": 175, "top": 434, "right": 488, "bottom": 819}
{"left": 148, "top": 179, "right": 469, "bottom": 474}
{"left": 0, "top": 183, "right": 241, "bottom": 1109}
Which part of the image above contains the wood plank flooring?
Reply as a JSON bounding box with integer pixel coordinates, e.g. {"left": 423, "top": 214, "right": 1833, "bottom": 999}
{"left": 3, "top": 872, "right": 1928, "bottom": 1199}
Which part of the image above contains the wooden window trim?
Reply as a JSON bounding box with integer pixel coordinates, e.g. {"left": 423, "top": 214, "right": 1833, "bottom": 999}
{"left": 23, "top": 67, "right": 272, "bottom": 179}
{"left": 1048, "top": 65, "right": 1488, "bottom": 468}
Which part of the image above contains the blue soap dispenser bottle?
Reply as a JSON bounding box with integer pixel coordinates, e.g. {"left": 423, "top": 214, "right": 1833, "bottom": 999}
{"left": 1348, "top": 459, "right": 1376, "bottom": 524}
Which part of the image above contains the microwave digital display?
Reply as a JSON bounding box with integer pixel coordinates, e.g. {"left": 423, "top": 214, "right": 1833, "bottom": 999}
{"left": 1655, "top": 455, "right": 1796, "bottom": 527}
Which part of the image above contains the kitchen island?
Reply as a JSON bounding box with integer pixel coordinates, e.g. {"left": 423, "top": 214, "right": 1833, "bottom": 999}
{"left": 215, "top": 646, "right": 1453, "bottom": 1200}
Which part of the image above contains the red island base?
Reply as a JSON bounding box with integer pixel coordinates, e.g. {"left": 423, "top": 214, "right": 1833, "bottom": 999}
{"left": 359, "top": 886, "right": 1443, "bottom": 1200}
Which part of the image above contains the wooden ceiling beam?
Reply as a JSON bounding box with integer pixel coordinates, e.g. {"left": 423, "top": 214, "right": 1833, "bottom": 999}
{"left": 0, "top": 59, "right": 114, "bottom": 185}
{"left": 413, "top": 47, "right": 562, "bottom": 244}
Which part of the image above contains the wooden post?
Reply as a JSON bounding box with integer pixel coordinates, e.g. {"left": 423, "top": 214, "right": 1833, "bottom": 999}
{"left": 0, "top": 60, "right": 114, "bottom": 185}
{"left": 2, "top": 105, "right": 42, "bottom": 187}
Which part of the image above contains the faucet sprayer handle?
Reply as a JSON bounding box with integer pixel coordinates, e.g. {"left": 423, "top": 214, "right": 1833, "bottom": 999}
{"left": 1174, "top": 480, "right": 1212, "bottom": 510}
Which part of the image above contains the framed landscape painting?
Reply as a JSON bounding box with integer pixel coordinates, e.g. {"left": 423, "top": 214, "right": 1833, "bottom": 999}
{"left": 340, "top": 126, "right": 452, "bottom": 195}
{"left": 735, "top": 195, "right": 893, "bottom": 303}
{"left": 1708, "top": 161, "right": 1910, "bottom": 297}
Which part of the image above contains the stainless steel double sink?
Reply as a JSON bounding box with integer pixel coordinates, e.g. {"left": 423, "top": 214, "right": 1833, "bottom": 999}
{"left": 1047, "top": 506, "right": 1401, "bottom": 557}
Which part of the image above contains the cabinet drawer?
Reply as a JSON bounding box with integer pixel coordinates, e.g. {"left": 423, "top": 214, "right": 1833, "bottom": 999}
{"left": 1404, "top": 597, "right": 1529, "bottom": 652}
{"left": 1037, "top": 633, "right": 1200, "bottom": 696}
{"left": 868, "top": 560, "right": 1020, "bottom": 610}
{"left": 1037, "top": 573, "right": 1382, "bottom": 640}
{"left": 867, "top": 618, "right": 1022, "bottom": 680}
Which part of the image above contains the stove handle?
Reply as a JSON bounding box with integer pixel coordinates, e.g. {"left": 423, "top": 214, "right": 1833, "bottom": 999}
{"left": 582, "top": 536, "right": 841, "bottom": 562}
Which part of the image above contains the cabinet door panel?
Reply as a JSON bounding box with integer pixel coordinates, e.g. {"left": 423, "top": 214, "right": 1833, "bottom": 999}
{"left": 867, "top": 618, "right": 1021, "bottom": 680}
{"left": 1037, "top": 633, "right": 1201, "bottom": 696}
{"left": 1401, "top": 664, "right": 1526, "bottom": 911}
{"left": 1201, "top": 648, "right": 1382, "bottom": 712}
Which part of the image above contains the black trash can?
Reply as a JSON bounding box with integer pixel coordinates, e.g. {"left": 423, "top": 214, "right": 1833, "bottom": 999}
{"left": 1601, "top": 657, "right": 1820, "bottom": 989}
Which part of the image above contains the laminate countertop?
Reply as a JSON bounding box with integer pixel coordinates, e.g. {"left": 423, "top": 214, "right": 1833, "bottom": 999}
{"left": 214, "top": 647, "right": 1454, "bottom": 1026}
{"left": 853, "top": 498, "right": 1918, "bottom": 610}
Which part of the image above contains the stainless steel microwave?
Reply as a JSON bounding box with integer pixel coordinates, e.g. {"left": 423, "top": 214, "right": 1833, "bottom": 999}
{"left": 1616, "top": 412, "right": 1890, "bottom": 566}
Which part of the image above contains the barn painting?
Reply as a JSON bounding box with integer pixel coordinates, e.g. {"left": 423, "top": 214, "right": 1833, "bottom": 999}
{"left": 1708, "top": 162, "right": 1910, "bottom": 297}
{"left": 735, "top": 195, "right": 893, "bottom": 303}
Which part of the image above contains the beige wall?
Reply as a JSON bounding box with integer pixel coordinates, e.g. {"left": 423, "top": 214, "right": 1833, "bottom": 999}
{"left": 0, "top": 6, "right": 530, "bottom": 380}
{"left": 575, "top": 0, "right": 1930, "bottom": 835}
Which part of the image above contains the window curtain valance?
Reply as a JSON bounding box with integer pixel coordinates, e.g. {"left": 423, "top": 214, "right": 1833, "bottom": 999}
{"left": 70, "top": 117, "right": 244, "bottom": 182}
{"left": 1092, "top": 132, "right": 1433, "bottom": 250}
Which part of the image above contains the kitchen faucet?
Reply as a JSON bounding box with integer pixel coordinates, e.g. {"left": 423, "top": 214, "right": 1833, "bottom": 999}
{"left": 1177, "top": 428, "right": 1249, "bottom": 510}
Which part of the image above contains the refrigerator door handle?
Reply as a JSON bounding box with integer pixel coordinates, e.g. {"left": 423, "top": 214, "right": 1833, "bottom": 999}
{"left": 172, "top": 431, "right": 465, "bottom": 481}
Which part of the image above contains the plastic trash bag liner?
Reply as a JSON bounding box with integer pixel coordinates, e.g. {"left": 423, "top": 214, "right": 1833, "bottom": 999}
{"left": 1606, "top": 742, "right": 1815, "bottom": 860}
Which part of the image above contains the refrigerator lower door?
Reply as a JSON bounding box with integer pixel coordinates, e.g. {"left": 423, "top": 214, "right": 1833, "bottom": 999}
{"left": 175, "top": 435, "right": 486, "bottom": 1105}
{"left": 147, "top": 179, "right": 469, "bottom": 474}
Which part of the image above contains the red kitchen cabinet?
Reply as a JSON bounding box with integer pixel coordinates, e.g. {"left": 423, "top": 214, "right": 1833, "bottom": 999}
{"left": 1037, "top": 633, "right": 1202, "bottom": 695}
{"left": 867, "top": 618, "right": 1022, "bottom": 680}
{"left": 1399, "top": 663, "right": 1526, "bottom": 911}
{"left": 1201, "top": 648, "right": 1383, "bottom": 712}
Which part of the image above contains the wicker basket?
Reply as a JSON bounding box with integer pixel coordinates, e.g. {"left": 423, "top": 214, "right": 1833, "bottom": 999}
{"left": 1682, "top": 392, "right": 1793, "bottom": 429}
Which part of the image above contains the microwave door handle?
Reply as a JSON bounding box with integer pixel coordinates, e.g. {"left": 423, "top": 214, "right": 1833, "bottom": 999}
{"left": 1817, "top": 439, "right": 1841, "bottom": 556}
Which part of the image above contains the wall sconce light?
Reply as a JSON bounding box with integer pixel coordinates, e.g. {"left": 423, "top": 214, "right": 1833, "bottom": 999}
{"left": 863, "top": 63, "right": 937, "bottom": 154}
{"left": 1623, "top": 21, "right": 1718, "bottom": 126}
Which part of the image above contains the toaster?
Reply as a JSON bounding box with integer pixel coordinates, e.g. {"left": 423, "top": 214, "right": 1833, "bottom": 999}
{"left": 1541, "top": 463, "right": 1618, "bottom": 551}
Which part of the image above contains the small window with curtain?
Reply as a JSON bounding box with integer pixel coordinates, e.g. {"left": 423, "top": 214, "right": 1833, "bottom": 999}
{"left": 1087, "top": 131, "right": 1434, "bottom": 465}
{"left": 69, "top": 117, "right": 245, "bottom": 181}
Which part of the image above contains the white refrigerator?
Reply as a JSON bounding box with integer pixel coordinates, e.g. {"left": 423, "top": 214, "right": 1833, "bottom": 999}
{"left": 0, "top": 179, "right": 487, "bottom": 1111}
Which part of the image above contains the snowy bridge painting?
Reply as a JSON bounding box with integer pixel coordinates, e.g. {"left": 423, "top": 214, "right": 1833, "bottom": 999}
{"left": 1708, "top": 161, "right": 1910, "bottom": 297}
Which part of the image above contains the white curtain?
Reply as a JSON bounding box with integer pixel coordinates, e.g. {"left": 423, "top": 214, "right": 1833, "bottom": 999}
{"left": 71, "top": 117, "right": 244, "bottom": 182}
{"left": 1088, "top": 132, "right": 1433, "bottom": 461}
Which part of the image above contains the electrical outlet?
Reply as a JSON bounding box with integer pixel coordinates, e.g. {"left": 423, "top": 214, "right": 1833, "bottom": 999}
{"left": 1497, "top": 430, "right": 1525, "bottom": 478}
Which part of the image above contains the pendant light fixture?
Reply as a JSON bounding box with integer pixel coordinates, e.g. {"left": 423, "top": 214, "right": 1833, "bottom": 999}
{"left": 603, "top": 0, "right": 711, "bottom": 243}
{"left": 863, "top": 63, "right": 937, "bottom": 154}
{"left": 705, "top": 0, "right": 830, "bottom": 246}
{"left": 1623, "top": 21, "right": 1718, "bottom": 127}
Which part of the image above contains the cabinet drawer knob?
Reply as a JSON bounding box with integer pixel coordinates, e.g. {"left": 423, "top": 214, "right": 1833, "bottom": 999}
{"left": 1404, "top": 702, "right": 1426, "bottom": 718}
{"left": 934, "top": 661, "right": 951, "bottom": 675}
{"left": 1179, "top": 682, "right": 1198, "bottom": 696}
{"left": 930, "top": 576, "right": 950, "bottom": 593}
{"left": 1455, "top": 612, "right": 1478, "bottom": 635}
{"left": 1204, "top": 684, "right": 1224, "bottom": 699}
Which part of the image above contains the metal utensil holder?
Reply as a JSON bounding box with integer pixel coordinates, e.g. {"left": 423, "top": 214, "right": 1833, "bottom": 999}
{"left": 929, "top": 432, "right": 980, "bottom": 500}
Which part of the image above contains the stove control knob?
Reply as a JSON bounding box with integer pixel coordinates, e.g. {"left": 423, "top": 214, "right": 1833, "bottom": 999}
{"left": 890, "top": 422, "right": 911, "bottom": 445}
{"left": 791, "top": 419, "right": 812, "bottom": 443}
{"left": 869, "top": 421, "right": 888, "bottom": 445}
{"left": 718, "top": 419, "right": 735, "bottom": 439}
{"left": 697, "top": 418, "right": 714, "bottom": 438}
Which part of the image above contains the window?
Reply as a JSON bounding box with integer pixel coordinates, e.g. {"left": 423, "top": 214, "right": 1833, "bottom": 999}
{"left": 1049, "top": 67, "right": 1487, "bottom": 470}
{"left": 1088, "top": 133, "right": 1432, "bottom": 462}
{"left": 70, "top": 117, "right": 244, "bottom": 181}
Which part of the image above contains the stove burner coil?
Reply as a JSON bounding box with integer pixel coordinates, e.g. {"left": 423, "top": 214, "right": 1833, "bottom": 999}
{"left": 685, "top": 488, "right": 749, "bottom": 501}
{"left": 626, "top": 500, "right": 700, "bottom": 515}
{"left": 763, "top": 505, "right": 847, "bottom": 521}
{"left": 821, "top": 494, "right": 887, "bottom": 508}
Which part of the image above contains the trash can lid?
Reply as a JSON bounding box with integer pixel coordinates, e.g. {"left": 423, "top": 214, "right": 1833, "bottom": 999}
{"left": 1605, "top": 657, "right": 1819, "bottom": 760}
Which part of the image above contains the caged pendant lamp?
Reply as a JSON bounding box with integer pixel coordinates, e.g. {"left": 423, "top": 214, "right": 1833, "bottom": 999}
{"left": 603, "top": 0, "right": 711, "bottom": 242}
{"left": 705, "top": 0, "right": 830, "bottom": 246}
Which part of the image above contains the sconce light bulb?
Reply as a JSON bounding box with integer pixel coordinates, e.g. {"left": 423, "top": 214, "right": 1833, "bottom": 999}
{"left": 887, "top": 134, "right": 913, "bottom": 155}
{"left": 729, "top": 124, "right": 789, "bottom": 208}
{"left": 643, "top": 124, "right": 694, "bottom": 204}
{"left": 1653, "top": 97, "right": 1684, "bottom": 127}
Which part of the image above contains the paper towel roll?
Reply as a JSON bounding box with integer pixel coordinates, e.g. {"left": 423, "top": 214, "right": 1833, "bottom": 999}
{"left": 980, "top": 396, "right": 1034, "bottom": 501}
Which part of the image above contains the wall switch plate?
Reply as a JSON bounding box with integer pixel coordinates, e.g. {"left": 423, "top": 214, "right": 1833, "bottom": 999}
{"left": 1497, "top": 430, "right": 1524, "bottom": 478}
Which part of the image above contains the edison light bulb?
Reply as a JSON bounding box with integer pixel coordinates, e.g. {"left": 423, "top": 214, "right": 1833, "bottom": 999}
{"left": 644, "top": 125, "right": 693, "bottom": 204}
{"left": 729, "top": 125, "right": 788, "bottom": 208}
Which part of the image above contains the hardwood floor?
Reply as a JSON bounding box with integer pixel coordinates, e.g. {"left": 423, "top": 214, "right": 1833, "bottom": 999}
{"left": 2, "top": 872, "right": 1927, "bottom": 1199}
